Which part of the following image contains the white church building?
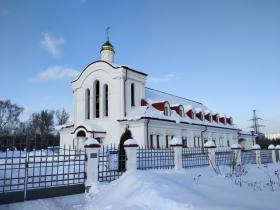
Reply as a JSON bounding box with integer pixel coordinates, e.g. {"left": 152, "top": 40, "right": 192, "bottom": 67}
{"left": 59, "top": 37, "right": 255, "bottom": 150}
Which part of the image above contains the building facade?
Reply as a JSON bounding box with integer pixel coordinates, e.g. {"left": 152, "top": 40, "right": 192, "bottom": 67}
{"left": 59, "top": 38, "right": 255, "bottom": 150}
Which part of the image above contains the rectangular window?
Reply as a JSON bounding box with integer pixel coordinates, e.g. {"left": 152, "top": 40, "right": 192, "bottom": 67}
{"left": 156, "top": 135, "right": 160, "bottom": 148}
{"left": 182, "top": 137, "right": 187, "bottom": 148}
{"left": 150, "top": 135, "right": 153, "bottom": 149}
{"left": 166, "top": 135, "right": 169, "bottom": 148}
{"left": 131, "top": 83, "right": 135, "bottom": 107}
{"left": 194, "top": 137, "right": 196, "bottom": 147}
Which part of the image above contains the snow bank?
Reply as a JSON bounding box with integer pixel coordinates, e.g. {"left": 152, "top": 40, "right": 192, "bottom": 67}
{"left": 3, "top": 165, "right": 280, "bottom": 210}
{"left": 84, "top": 165, "right": 280, "bottom": 210}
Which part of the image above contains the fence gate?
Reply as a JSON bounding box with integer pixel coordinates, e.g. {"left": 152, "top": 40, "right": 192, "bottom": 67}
{"left": 98, "top": 144, "right": 126, "bottom": 182}
{"left": 0, "top": 146, "right": 86, "bottom": 205}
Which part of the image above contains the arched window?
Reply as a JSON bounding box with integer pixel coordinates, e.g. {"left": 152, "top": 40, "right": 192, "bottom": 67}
{"left": 103, "top": 84, "right": 109, "bottom": 117}
{"left": 163, "top": 102, "right": 170, "bottom": 116}
{"left": 85, "top": 89, "right": 90, "bottom": 119}
{"left": 77, "top": 130, "right": 86, "bottom": 137}
{"left": 201, "top": 113, "right": 205, "bottom": 121}
{"left": 95, "top": 81, "right": 100, "bottom": 118}
{"left": 131, "top": 83, "right": 135, "bottom": 107}
{"left": 179, "top": 105, "right": 184, "bottom": 117}
{"left": 192, "top": 110, "right": 196, "bottom": 119}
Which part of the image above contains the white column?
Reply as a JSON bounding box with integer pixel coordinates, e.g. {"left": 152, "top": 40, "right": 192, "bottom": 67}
{"left": 170, "top": 137, "right": 183, "bottom": 170}
{"left": 268, "top": 144, "right": 276, "bottom": 163}
{"left": 124, "top": 139, "right": 138, "bottom": 171}
{"left": 231, "top": 144, "right": 242, "bottom": 166}
{"left": 84, "top": 138, "right": 101, "bottom": 192}
{"left": 252, "top": 144, "right": 261, "bottom": 165}
{"left": 204, "top": 141, "right": 216, "bottom": 168}
{"left": 276, "top": 145, "right": 280, "bottom": 162}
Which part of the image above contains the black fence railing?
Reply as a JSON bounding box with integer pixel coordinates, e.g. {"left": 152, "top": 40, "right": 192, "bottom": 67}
{"left": 260, "top": 150, "right": 272, "bottom": 164}
{"left": 98, "top": 144, "right": 126, "bottom": 182}
{"left": 137, "top": 147, "right": 174, "bottom": 170}
{"left": 0, "top": 144, "right": 86, "bottom": 204}
{"left": 241, "top": 150, "right": 256, "bottom": 164}
{"left": 182, "top": 147, "right": 209, "bottom": 168}
{"left": 215, "top": 149, "right": 234, "bottom": 166}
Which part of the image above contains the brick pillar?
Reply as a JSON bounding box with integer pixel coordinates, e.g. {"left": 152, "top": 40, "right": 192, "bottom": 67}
{"left": 124, "top": 139, "right": 138, "bottom": 171}
{"left": 268, "top": 144, "right": 276, "bottom": 163}
{"left": 252, "top": 144, "right": 261, "bottom": 165}
{"left": 204, "top": 141, "right": 216, "bottom": 168}
{"left": 170, "top": 137, "right": 183, "bottom": 170}
{"left": 84, "top": 137, "right": 101, "bottom": 192}
{"left": 231, "top": 144, "right": 242, "bottom": 166}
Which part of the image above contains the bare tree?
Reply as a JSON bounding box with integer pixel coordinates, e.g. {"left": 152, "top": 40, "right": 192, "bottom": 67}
{"left": 55, "top": 108, "right": 70, "bottom": 125}
{"left": 29, "top": 110, "right": 55, "bottom": 138}
{"left": 0, "top": 100, "right": 24, "bottom": 135}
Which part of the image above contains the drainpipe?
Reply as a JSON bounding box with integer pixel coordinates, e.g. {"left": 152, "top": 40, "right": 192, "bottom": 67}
{"left": 146, "top": 119, "right": 150, "bottom": 147}
{"left": 201, "top": 125, "right": 207, "bottom": 148}
{"left": 123, "top": 68, "right": 128, "bottom": 117}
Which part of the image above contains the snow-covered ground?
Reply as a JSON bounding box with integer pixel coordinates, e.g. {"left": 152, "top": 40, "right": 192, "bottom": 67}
{"left": 1, "top": 164, "right": 280, "bottom": 210}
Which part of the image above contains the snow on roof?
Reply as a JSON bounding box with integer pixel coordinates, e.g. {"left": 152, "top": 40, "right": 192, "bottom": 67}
{"left": 145, "top": 87, "right": 209, "bottom": 111}
{"left": 124, "top": 139, "right": 138, "bottom": 146}
{"left": 204, "top": 141, "right": 216, "bottom": 148}
{"left": 123, "top": 88, "right": 236, "bottom": 129}
{"left": 76, "top": 122, "right": 106, "bottom": 132}
{"left": 55, "top": 124, "right": 74, "bottom": 130}
{"left": 231, "top": 144, "right": 241, "bottom": 149}
{"left": 252, "top": 144, "right": 261, "bottom": 150}
{"left": 268, "top": 144, "right": 275, "bottom": 149}
{"left": 184, "top": 105, "right": 193, "bottom": 111}
{"left": 124, "top": 104, "right": 236, "bottom": 129}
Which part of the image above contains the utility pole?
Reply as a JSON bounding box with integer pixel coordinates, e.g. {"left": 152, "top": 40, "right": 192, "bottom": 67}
{"left": 249, "top": 110, "right": 264, "bottom": 135}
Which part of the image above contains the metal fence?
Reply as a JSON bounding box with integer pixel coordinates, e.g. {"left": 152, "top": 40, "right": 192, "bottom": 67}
{"left": 0, "top": 145, "right": 86, "bottom": 204}
{"left": 182, "top": 147, "right": 209, "bottom": 168}
{"left": 98, "top": 144, "right": 126, "bottom": 182}
{"left": 260, "top": 150, "right": 272, "bottom": 164}
{"left": 215, "top": 149, "right": 234, "bottom": 166}
{"left": 137, "top": 146, "right": 174, "bottom": 170}
{"left": 241, "top": 150, "right": 256, "bottom": 164}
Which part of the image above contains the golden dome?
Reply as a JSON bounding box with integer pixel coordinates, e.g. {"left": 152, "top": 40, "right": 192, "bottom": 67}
{"left": 100, "top": 40, "right": 115, "bottom": 53}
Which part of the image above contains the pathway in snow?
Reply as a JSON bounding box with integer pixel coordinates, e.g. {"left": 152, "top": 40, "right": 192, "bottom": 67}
{"left": 0, "top": 194, "right": 87, "bottom": 210}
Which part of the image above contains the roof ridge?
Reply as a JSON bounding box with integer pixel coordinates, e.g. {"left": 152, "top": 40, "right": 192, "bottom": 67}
{"left": 145, "top": 87, "right": 203, "bottom": 105}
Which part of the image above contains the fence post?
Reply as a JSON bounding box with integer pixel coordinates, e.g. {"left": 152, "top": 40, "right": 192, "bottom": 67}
{"left": 268, "top": 144, "right": 276, "bottom": 163}
{"left": 170, "top": 137, "right": 183, "bottom": 170}
{"left": 84, "top": 137, "right": 101, "bottom": 192}
{"left": 252, "top": 144, "right": 261, "bottom": 164}
{"left": 124, "top": 139, "right": 138, "bottom": 171}
{"left": 276, "top": 145, "right": 280, "bottom": 162}
{"left": 204, "top": 141, "right": 216, "bottom": 168}
{"left": 231, "top": 144, "right": 242, "bottom": 166}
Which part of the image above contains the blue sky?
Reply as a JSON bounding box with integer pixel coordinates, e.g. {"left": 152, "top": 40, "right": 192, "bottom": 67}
{"left": 0, "top": 0, "right": 280, "bottom": 133}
